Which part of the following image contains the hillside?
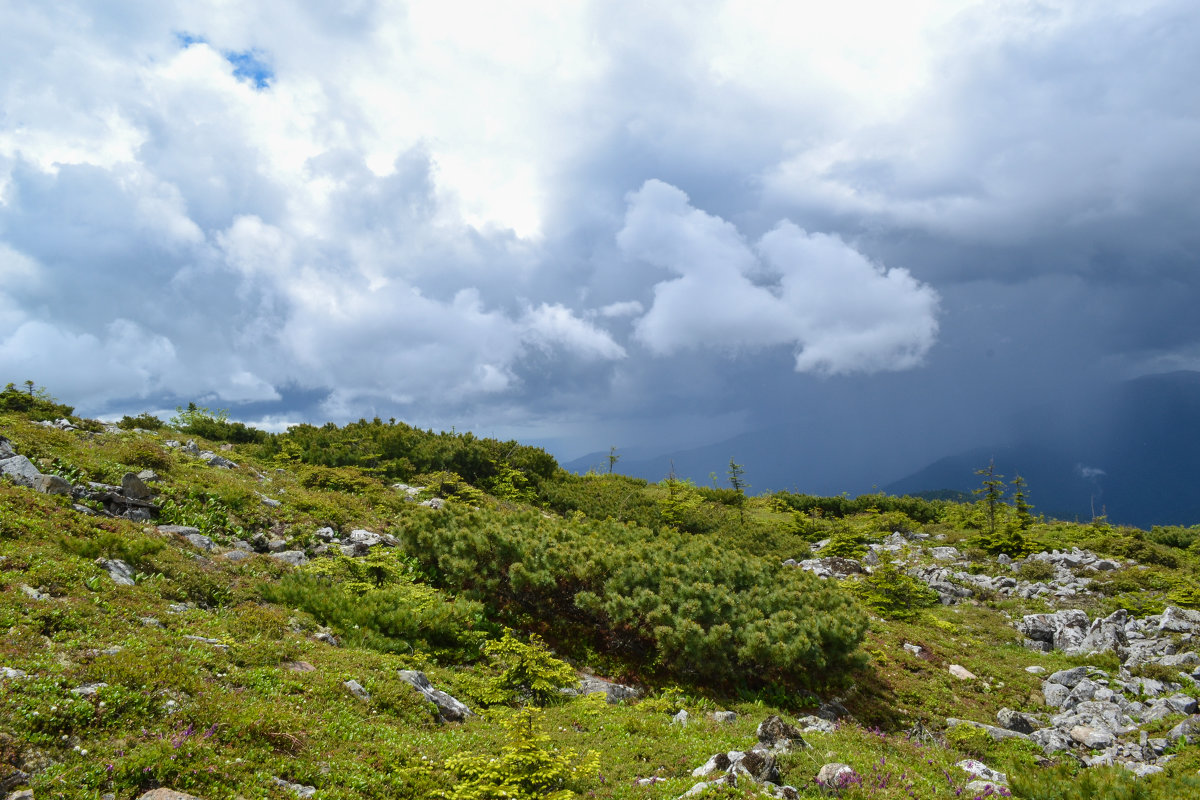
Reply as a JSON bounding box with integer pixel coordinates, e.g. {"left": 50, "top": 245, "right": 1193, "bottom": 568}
{"left": 3, "top": 384, "right": 1200, "bottom": 800}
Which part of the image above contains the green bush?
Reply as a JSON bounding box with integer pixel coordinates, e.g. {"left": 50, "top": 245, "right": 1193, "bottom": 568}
{"left": 848, "top": 553, "right": 939, "bottom": 620}
{"left": 0, "top": 381, "right": 74, "bottom": 419}
{"left": 478, "top": 631, "right": 578, "bottom": 706}
{"left": 399, "top": 508, "right": 867, "bottom": 690}
{"left": 1016, "top": 559, "right": 1057, "bottom": 583}
{"left": 117, "top": 412, "right": 165, "bottom": 430}
{"left": 443, "top": 708, "right": 598, "bottom": 800}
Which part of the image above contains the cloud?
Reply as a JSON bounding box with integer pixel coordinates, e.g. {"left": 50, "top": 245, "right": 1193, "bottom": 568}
{"left": 618, "top": 180, "right": 940, "bottom": 374}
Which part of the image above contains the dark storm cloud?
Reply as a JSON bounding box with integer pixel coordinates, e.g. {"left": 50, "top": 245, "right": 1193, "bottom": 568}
{"left": 2, "top": 0, "right": 1198, "bottom": 471}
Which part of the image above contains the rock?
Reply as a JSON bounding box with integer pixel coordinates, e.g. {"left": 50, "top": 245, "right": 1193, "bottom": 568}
{"left": 1159, "top": 606, "right": 1200, "bottom": 633}
{"left": 815, "top": 763, "right": 857, "bottom": 787}
{"left": 33, "top": 474, "right": 72, "bottom": 495}
{"left": 1031, "top": 728, "right": 1072, "bottom": 755}
{"left": 929, "top": 546, "right": 961, "bottom": 560}
{"left": 184, "top": 533, "right": 216, "bottom": 552}
{"left": 1069, "top": 725, "right": 1115, "bottom": 749}
{"left": 0, "top": 454, "right": 42, "bottom": 488}
{"left": 270, "top": 777, "right": 316, "bottom": 798}
{"left": 902, "top": 643, "right": 922, "bottom": 657}
{"left": 283, "top": 661, "right": 316, "bottom": 672}
{"left": 0, "top": 667, "right": 28, "bottom": 680}
{"left": 577, "top": 676, "right": 641, "bottom": 704}
{"left": 1124, "top": 763, "right": 1164, "bottom": 777}
{"left": 269, "top": 550, "right": 309, "bottom": 567}
{"left": 1167, "top": 715, "right": 1200, "bottom": 743}
{"left": 121, "top": 472, "right": 153, "bottom": 500}
{"left": 258, "top": 494, "right": 281, "bottom": 508}
{"left": 997, "top": 708, "right": 1038, "bottom": 734}
{"left": 6, "top": 790, "right": 35, "bottom": 800}
{"left": 419, "top": 497, "right": 445, "bottom": 510}
{"left": 220, "top": 550, "right": 250, "bottom": 562}
{"left": 797, "top": 715, "right": 836, "bottom": 733}
{"left": 136, "top": 791, "right": 206, "bottom": 800}
{"left": 1071, "top": 609, "right": 1129, "bottom": 659}
{"left": 312, "top": 632, "right": 339, "bottom": 646}
{"left": 95, "top": 558, "right": 136, "bottom": 586}
{"left": 348, "top": 529, "right": 382, "bottom": 547}
{"left": 709, "top": 711, "right": 737, "bottom": 723}
{"left": 158, "top": 525, "right": 202, "bottom": 537}
{"left": 756, "top": 715, "right": 806, "bottom": 750}
{"left": 1166, "top": 694, "right": 1198, "bottom": 715}
{"left": 314, "top": 527, "right": 338, "bottom": 541}
{"left": 1025, "top": 666, "right": 1047, "bottom": 674}
{"left": 205, "top": 454, "right": 237, "bottom": 469}
{"left": 1047, "top": 666, "right": 1089, "bottom": 688}
{"left": 946, "top": 718, "right": 1031, "bottom": 742}
{"left": 672, "top": 709, "right": 689, "bottom": 726}
{"left": 344, "top": 679, "right": 371, "bottom": 702}
{"left": 957, "top": 759, "right": 1006, "bottom": 784}
{"left": 397, "top": 670, "right": 474, "bottom": 722}
{"left": 816, "top": 699, "right": 851, "bottom": 721}
{"left": 692, "top": 753, "right": 732, "bottom": 777}
{"left": 71, "top": 682, "right": 108, "bottom": 696}
{"left": 948, "top": 664, "right": 977, "bottom": 680}
{"left": 732, "top": 750, "right": 780, "bottom": 784}
{"left": 20, "top": 585, "right": 46, "bottom": 600}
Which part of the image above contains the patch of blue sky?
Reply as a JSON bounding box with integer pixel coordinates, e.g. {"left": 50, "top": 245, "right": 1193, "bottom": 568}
{"left": 175, "top": 32, "right": 272, "bottom": 90}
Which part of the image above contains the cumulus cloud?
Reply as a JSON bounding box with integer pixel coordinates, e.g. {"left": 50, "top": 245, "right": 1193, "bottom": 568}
{"left": 618, "top": 180, "right": 939, "bottom": 374}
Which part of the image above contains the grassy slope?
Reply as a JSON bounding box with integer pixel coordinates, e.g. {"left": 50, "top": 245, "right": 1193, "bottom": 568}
{"left": 2, "top": 410, "right": 1200, "bottom": 799}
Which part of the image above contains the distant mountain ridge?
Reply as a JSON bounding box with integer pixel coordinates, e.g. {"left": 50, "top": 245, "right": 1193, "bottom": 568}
{"left": 568, "top": 371, "right": 1200, "bottom": 529}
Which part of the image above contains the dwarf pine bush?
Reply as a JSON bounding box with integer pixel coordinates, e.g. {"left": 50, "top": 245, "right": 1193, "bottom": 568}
{"left": 398, "top": 508, "right": 867, "bottom": 689}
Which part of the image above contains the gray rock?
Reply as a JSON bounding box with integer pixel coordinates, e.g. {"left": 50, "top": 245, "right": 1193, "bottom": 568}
{"left": 1070, "top": 725, "right": 1115, "bottom": 749}
{"left": 206, "top": 454, "right": 237, "bottom": 469}
{"left": 815, "top": 763, "right": 856, "bottom": 787}
{"left": 1048, "top": 666, "right": 1089, "bottom": 688}
{"left": 732, "top": 750, "right": 780, "bottom": 784}
{"left": 672, "top": 709, "right": 689, "bottom": 726}
{"left": 929, "top": 546, "right": 961, "bottom": 560}
{"left": 692, "top": 752, "right": 732, "bottom": 777}
{"left": 34, "top": 473, "right": 72, "bottom": 495}
{"left": 419, "top": 497, "right": 445, "bottom": 510}
{"left": 20, "top": 584, "right": 47, "bottom": 600}
{"left": 997, "top": 708, "right": 1038, "bottom": 734}
{"left": 0, "top": 436, "right": 13, "bottom": 459}
{"left": 577, "top": 676, "right": 641, "bottom": 704}
{"left": 348, "top": 529, "right": 382, "bottom": 547}
{"left": 1031, "top": 728, "right": 1072, "bottom": 755}
{"left": 0, "top": 667, "right": 28, "bottom": 680}
{"left": 946, "top": 718, "right": 1030, "bottom": 742}
{"left": 397, "top": 670, "right": 474, "bottom": 721}
{"left": 1167, "top": 715, "right": 1200, "bottom": 742}
{"left": 312, "top": 632, "right": 339, "bottom": 646}
{"left": 756, "top": 715, "right": 806, "bottom": 750}
{"left": 221, "top": 550, "right": 250, "bottom": 562}
{"left": 95, "top": 558, "right": 136, "bottom": 586}
{"left": 71, "top": 682, "right": 108, "bottom": 696}
{"left": 344, "top": 679, "right": 371, "bottom": 702}
{"left": 184, "top": 533, "right": 216, "bottom": 552}
{"left": 0, "top": 454, "right": 42, "bottom": 487}
{"left": 1159, "top": 606, "right": 1200, "bottom": 633}
{"left": 258, "top": 494, "right": 281, "bottom": 508}
{"left": 157, "top": 525, "right": 202, "bottom": 537}
{"left": 1124, "top": 763, "right": 1164, "bottom": 777}
{"left": 314, "top": 527, "right": 337, "bottom": 541}
{"left": 1071, "top": 609, "right": 1129, "bottom": 659}
{"left": 269, "top": 550, "right": 309, "bottom": 567}
{"left": 121, "top": 472, "right": 153, "bottom": 500}
{"left": 797, "top": 715, "right": 836, "bottom": 733}
{"left": 135, "top": 791, "right": 206, "bottom": 800}
{"left": 709, "top": 711, "right": 737, "bottom": 723}
{"left": 1166, "top": 694, "right": 1198, "bottom": 715}
{"left": 965, "top": 780, "right": 1007, "bottom": 794}
{"left": 956, "top": 758, "right": 1006, "bottom": 784}
{"left": 271, "top": 777, "right": 317, "bottom": 798}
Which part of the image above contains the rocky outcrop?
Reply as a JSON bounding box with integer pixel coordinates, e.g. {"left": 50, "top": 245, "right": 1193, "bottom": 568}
{"left": 397, "top": 670, "right": 473, "bottom": 722}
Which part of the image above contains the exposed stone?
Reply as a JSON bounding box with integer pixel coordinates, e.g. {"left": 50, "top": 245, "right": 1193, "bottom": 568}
{"left": 1070, "top": 725, "right": 1115, "bottom": 749}
{"left": 815, "top": 763, "right": 857, "bottom": 787}
{"left": 692, "top": 752, "right": 732, "bottom": 777}
{"left": 1047, "top": 666, "right": 1089, "bottom": 688}
{"left": 672, "top": 709, "right": 689, "bottom": 726}
{"left": 344, "top": 679, "right": 371, "bottom": 702}
{"left": 997, "top": 708, "right": 1038, "bottom": 734}
{"left": 121, "top": 472, "right": 153, "bottom": 500}
{"left": 948, "top": 664, "right": 977, "bottom": 680}
{"left": 269, "top": 550, "right": 309, "bottom": 567}
{"left": 0, "top": 455, "right": 42, "bottom": 488}
{"left": 956, "top": 759, "right": 1006, "bottom": 784}
{"left": 797, "top": 715, "right": 836, "bottom": 733}
{"left": 158, "top": 525, "right": 202, "bottom": 537}
{"left": 184, "top": 533, "right": 216, "bottom": 552}
{"left": 756, "top": 715, "right": 806, "bottom": 750}
{"left": 33, "top": 474, "right": 72, "bottom": 495}
{"left": 576, "top": 676, "right": 641, "bottom": 704}
{"left": 946, "top": 718, "right": 1031, "bottom": 742}
{"left": 398, "top": 670, "right": 474, "bottom": 722}
{"left": 270, "top": 777, "right": 316, "bottom": 798}
{"left": 136, "top": 790, "right": 206, "bottom": 800}
{"left": 95, "top": 558, "right": 136, "bottom": 586}
{"left": 709, "top": 711, "right": 737, "bottom": 723}
{"left": 1166, "top": 694, "right": 1199, "bottom": 715}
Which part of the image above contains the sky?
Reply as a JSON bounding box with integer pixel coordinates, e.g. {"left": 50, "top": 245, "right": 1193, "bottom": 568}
{"left": 2, "top": 0, "right": 1198, "bottom": 483}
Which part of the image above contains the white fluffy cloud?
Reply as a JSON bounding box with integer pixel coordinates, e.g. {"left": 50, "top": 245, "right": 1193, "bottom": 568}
{"left": 618, "top": 180, "right": 939, "bottom": 374}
